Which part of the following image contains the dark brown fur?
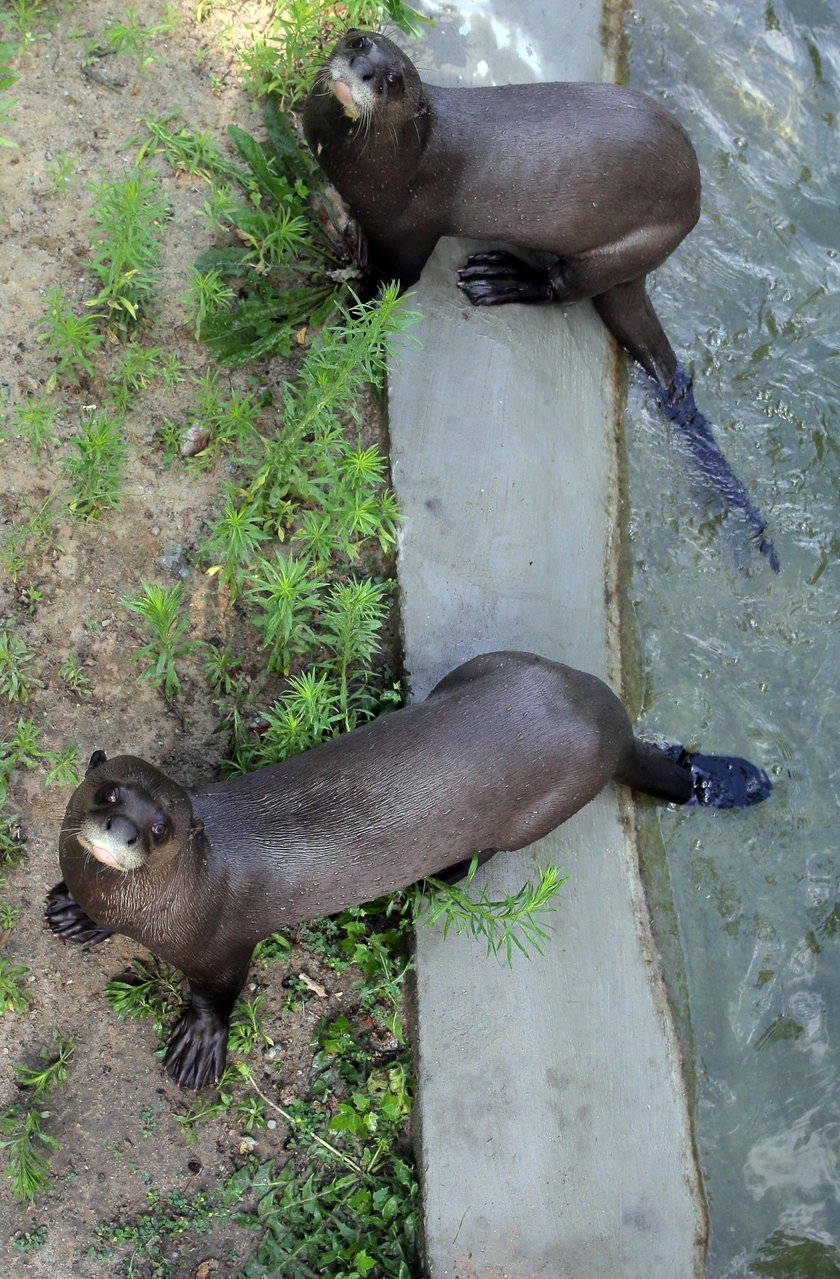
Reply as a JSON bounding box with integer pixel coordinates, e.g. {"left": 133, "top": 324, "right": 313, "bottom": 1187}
{"left": 47, "top": 651, "right": 770, "bottom": 1088}
{"left": 303, "top": 30, "right": 699, "bottom": 385}
{"left": 303, "top": 32, "right": 778, "bottom": 569}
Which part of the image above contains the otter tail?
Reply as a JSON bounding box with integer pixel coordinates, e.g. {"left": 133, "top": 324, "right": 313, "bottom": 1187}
{"left": 653, "top": 364, "right": 779, "bottom": 573}
{"left": 619, "top": 739, "right": 772, "bottom": 810}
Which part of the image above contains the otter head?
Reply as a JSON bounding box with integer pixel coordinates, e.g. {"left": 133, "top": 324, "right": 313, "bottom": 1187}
{"left": 59, "top": 750, "right": 198, "bottom": 875}
{"left": 322, "top": 29, "right": 423, "bottom": 124}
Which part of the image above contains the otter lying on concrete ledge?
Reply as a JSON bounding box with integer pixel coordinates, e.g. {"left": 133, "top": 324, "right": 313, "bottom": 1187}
{"left": 304, "top": 30, "right": 779, "bottom": 571}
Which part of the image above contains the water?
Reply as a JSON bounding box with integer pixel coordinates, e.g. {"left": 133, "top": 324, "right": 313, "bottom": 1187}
{"left": 624, "top": 0, "right": 840, "bottom": 1272}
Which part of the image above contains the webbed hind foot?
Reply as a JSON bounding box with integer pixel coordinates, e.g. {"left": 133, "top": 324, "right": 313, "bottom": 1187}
{"left": 457, "top": 251, "right": 552, "bottom": 305}
{"left": 665, "top": 745, "right": 772, "bottom": 809}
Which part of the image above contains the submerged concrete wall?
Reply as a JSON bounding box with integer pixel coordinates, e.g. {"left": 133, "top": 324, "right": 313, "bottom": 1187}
{"left": 387, "top": 4, "right": 706, "bottom": 1276}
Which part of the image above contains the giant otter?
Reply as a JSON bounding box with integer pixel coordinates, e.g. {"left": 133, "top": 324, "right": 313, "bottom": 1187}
{"left": 47, "top": 651, "right": 771, "bottom": 1089}
{"left": 303, "top": 30, "right": 778, "bottom": 571}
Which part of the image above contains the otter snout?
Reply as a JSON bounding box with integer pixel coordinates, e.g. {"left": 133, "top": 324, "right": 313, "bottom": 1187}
{"left": 102, "top": 812, "right": 140, "bottom": 846}
{"left": 78, "top": 811, "right": 147, "bottom": 871}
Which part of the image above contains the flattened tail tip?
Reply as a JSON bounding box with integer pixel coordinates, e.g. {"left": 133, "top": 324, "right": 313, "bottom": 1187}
{"left": 758, "top": 534, "right": 781, "bottom": 573}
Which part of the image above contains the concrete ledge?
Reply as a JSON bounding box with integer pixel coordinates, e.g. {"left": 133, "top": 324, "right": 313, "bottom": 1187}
{"left": 387, "top": 6, "right": 706, "bottom": 1274}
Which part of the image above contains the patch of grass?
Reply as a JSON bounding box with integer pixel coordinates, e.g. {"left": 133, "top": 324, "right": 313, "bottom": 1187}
{"left": 202, "top": 641, "right": 240, "bottom": 697}
{"left": 12, "top": 393, "right": 60, "bottom": 460}
{"left": 227, "top": 992, "right": 274, "bottom": 1057}
{"left": 0, "top": 895, "right": 21, "bottom": 934}
{"left": 0, "top": 958, "right": 31, "bottom": 1014}
{"left": 0, "top": 1034, "right": 74, "bottom": 1201}
{"left": 103, "top": 6, "right": 178, "bottom": 79}
{"left": 0, "top": 0, "right": 48, "bottom": 50}
{"left": 137, "top": 114, "right": 242, "bottom": 183}
{"left": 91, "top": 1186, "right": 221, "bottom": 1277}
{"left": 199, "top": 289, "right": 409, "bottom": 633}
{"left": 121, "top": 581, "right": 198, "bottom": 701}
{"left": 47, "top": 150, "right": 74, "bottom": 193}
{"left": 252, "top": 931, "right": 292, "bottom": 964}
{"left": 0, "top": 499, "right": 59, "bottom": 583}
{"left": 179, "top": 266, "right": 236, "bottom": 340}
{"left": 203, "top": 491, "right": 269, "bottom": 599}
{"left": 0, "top": 813, "right": 24, "bottom": 863}
{"left": 105, "top": 957, "right": 184, "bottom": 1039}
{"left": 0, "top": 626, "right": 43, "bottom": 703}
{"left": 43, "top": 745, "right": 80, "bottom": 789}
{"left": 246, "top": 552, "right": 323, "bottom": 677}
{"left": 147, "top": 100, "right": 384, "bottom": 365}
{"left": 11, "top": 1224, "right": 48, "bottom": 1251}
{"left": 107, "top": 341, "right": 163, "bottom": 409}
{"left": 0, "top": 41, "right": 18, "bottom": 149}
{"left": 182, "top": 374, "right": 266, "bottom": 458}
{"left": 64, "top": 410, "right": 128, "bottom": 520}
{"left": 59, "top": 653, "right": 92, "bottom": 696}
{"left": 227, "top": 1057, "right": 418, "bottom": 1277}
{"left": 22, "top": 585, "right": 42, "bottom": 615}
{"left": 0, "top": 716, "right": 43, "bottom": 772}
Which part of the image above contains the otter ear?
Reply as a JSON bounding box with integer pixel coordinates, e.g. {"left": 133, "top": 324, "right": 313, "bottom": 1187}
{"left": 87, "top": 750, "right": 107, "bottom": 773}
{"left": 191, "top": 820, "right": 205, "bottom": 838}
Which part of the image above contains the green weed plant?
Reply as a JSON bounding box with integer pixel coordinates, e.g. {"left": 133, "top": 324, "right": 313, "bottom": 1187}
{"left": 121, "top": 581, "right": 198, "bottom": 700}
{"left": 86, "top": 163, "right": 170, "bottom": 334}
{"left": 0, "top": 41, "right": 17, "bottom": 149}
{"left": 12, "top": 394, "right": 59, "bottom": 461}
{"left": 0, "top": 1035, "right": 74, "bottom": 1201}
{"left": 64, "top": 411, "right": 128, "bottom": 519}
{"left": 0, "top": 627, "right": 42, "bottom": 703}
{"left": 38, "top": 287, "right": 102, "bottom": 388}
{"left": 103, "top": 7, "right": 177, "bottom": 78}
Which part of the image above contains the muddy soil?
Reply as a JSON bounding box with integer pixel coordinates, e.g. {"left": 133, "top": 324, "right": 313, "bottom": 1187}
{"left": 0, "top": 3, "right": 399, "bottom": 1274}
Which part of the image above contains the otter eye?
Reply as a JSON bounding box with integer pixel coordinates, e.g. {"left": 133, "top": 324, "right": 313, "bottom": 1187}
{"left": 385, "top": 70, "right": 401, "bottom": 87}
{"left": 348, "top": 34, "right": 371, "bottom": 50}
{"left": 150, "top": 820, "right": 169, "bottom": 842}
{"left": 98, "top": 785, "right": 120, "bottom": 806}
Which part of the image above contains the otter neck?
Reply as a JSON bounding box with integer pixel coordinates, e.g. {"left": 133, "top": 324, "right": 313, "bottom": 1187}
{"left": 65, "top": 828, "right": 210, "bottom": 948}
{"left": 318, "top": 91, "right": 431, "bottom": 178}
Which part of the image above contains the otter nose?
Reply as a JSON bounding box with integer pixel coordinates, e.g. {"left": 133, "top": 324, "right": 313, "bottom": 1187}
{"left": 348, "top": 53, "right": 374, "bottom": 82}
{"left": 104, "top": 814, "right": 139, "bottom": 845}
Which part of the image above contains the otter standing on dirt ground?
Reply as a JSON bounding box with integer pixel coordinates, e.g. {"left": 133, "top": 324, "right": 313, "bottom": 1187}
{"left": 303, "top": 30, "right": 779, "bottom": 571}
{"left": 47, "top": 650, "right": 771, "bottom": 1090}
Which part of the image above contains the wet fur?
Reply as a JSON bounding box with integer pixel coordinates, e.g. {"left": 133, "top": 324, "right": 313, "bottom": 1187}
{"left": 303, "top": 30, "right": 778, "bottom": 569}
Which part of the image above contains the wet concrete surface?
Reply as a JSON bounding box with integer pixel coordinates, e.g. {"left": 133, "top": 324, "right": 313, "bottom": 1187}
{"left": 387, "top": 4, "right": 706, "bottom": 1275}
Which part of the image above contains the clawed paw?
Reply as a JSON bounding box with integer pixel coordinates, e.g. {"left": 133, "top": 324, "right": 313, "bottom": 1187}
{"left": 45, "top": 883, "right": 112, "bottom": 946}
{"left": 457, "top": 251, "right": 550, "bottom": 305}
{"left": 165, "top": 1006, "right": 229, "bottom": 1090}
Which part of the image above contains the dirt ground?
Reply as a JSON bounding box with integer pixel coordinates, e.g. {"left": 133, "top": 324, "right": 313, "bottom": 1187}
{"left": 0, "top": 2, "right": 398, "bottom": 1273}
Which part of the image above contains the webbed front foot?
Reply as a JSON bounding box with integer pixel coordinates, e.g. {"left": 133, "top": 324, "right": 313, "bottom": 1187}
{"left": 45, "top": 881, "right": 113, "bottom": 946}
{"left": 457, "top": 251, "right": 552, "bottom": 305}
{"left": 165, "top": 999, "right": 230, "bottom": 1090}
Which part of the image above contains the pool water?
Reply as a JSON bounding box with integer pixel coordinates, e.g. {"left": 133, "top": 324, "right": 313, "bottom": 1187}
{"left": 624, "top": 0, "right": 840, "bottom": 1272}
